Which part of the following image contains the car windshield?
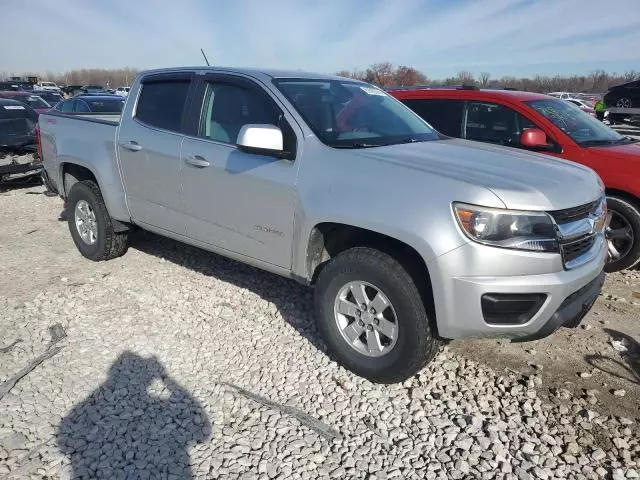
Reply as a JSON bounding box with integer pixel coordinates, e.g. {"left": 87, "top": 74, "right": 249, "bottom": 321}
{"left": 273, "top": 78, "right": 438, "bottom": 148}
{"left": 19, "top": 95, "right": 50, "bottom": 109}
{"left": 527, "top": 99, "right": 625, "bottom": 146}
{"left": 86, "top": 98, "right": 124, "bottom": 113}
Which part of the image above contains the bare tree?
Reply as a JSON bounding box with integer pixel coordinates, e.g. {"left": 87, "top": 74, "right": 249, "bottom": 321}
{"left": 479, "top": 72, "right": 491, "bottom": 88}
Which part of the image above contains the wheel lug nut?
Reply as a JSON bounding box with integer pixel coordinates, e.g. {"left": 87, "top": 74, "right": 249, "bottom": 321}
{"left": 369, "top": 308, "right": 376, "bottom": 314}
{"left": 366, "top": 325, "right": 373, "bottom": 331}
{"left": 355, "top": 310, "right": 361, "bottom": 317}
{"left": 373, "top": 318, "right": 379, "bottom": 325}
{"left": 358, "top": 320, "right": 364, "bottom": 327}
{"left": 360, "top": 304, "right": 367, "bottom": 310}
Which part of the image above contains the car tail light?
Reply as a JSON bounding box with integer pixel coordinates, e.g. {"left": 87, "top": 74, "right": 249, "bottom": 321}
{"left": 35, "top": 123, "right": 43, "bottom": 159}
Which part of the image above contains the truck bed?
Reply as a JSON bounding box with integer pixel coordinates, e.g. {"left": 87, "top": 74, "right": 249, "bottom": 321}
{"left": 38, "top": 110, "right": 128, "bottom": 220}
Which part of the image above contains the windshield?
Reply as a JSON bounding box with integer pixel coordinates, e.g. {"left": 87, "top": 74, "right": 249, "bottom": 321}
{"left": 527, "top": 98, "right": 625, "bottom": 146}
{"left": 273, "top": 78, "right": 438, "bottom": 148}
{"left": 86, "top": 98, "right": 124, "bottom": 113}
{"left": 19, "top": 95, "right": 51, "bottom": 109}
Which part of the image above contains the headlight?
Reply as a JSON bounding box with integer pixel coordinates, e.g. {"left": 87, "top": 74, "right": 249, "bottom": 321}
{"left": 453, "top": 203, "right": 559, "bottom": 252}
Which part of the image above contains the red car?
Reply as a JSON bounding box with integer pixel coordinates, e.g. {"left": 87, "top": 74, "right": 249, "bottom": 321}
{"left": 0, "top": 91, "right": 52, "bottom": 114}
{"left": 390, "top": 86, "right": 640, "bottom": 272}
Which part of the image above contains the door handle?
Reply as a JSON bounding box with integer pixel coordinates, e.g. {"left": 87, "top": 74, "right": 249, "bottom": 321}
{"left": 185, "top": 155, "right": 210, "bottom": 168}
{"left": 119, "top": 141, "right": 142, "bottom": 152}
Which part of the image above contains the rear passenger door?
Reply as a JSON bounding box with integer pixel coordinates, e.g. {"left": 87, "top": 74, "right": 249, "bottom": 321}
{"left": 400, "top": 99, "right": 465, "bottom": 137}
{"left": 117, "top": 73, "right": 194, "bottom": 234}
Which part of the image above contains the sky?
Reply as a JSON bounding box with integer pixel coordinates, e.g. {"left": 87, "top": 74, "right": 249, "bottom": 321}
{"left": 2, "top": 0, "right": 639, "bottom": 79}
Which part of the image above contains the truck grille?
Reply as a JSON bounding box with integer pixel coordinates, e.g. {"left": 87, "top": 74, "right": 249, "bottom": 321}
{"left": 549, "top": 200, "right": 598, "bottom": 224}
{"left": 548, "top": 199, "right": 603, "bottom": 268}
{"left": 561, "top": 235, "right": 597, "bottom": 264}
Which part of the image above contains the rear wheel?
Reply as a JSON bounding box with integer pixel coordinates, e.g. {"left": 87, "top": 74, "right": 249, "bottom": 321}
{"left": 314, "top": 247, "right": 440, "bottom": 383}
{"left": 66, "top": 180, "right": 129, "bottom": 261}
{"left": 605, "top": 196, "right": 640, "bottom": 272}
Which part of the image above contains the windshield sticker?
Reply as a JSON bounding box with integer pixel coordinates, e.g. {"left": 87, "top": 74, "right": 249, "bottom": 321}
{"left": 360, "top": 86, "right": 386, "bottom": 96}
{"left": 3, "top": 105, "right": 25, "bottom": 110}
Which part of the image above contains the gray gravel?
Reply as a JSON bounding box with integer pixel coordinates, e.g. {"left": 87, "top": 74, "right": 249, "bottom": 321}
{"left": 0, "top": 187, "right": 639, "bottom": 479}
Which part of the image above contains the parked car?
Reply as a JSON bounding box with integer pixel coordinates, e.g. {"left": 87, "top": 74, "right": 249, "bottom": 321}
{"left": 0, "top": 98, "right": 42, "bottom": 180}
{"left": 35, "top": 91, "right": 64, "bottom": 108}
{"left": 389, "top": 86, "right": 640, "bottom": 271}
{"left": 35, "top": 81, "right": 60, "bottom": 92}
{"left": 39, "top": 67, "right": 606, "bottom": 382}
{"left": 77, "top": 85, "right": 106, "bottom": 95}
{"left": 61, "top": 85, "right": 84, "bottom": 97}
{"left": 115, "top": 86, "right": 130, "bottom": 96}
{"left": 53, "top": 95, "right": 125, "bottom": 114}
{"left": 548, "top": 92, "right": 572, "bottom": 100}
{"left": 565, "top": 98, "right": 596, "bottom": 117}
{"left": 604, "top": 80, "right": 640, "bottom": 109}
{"left": 0, "top": 98, "right": 38, "bottom": 150}
{"left": 0, "top": 91, "right": 51, "bottom": 114}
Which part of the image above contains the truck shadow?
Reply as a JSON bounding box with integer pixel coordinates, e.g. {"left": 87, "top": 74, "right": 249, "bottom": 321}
{"left": 584, "top": 328, "right": 640, "bottom": 385}
{"left": 57, "top": 351, "right": 211, "bottom": 479}
{"left": 129, "top": 230, "right": 329, "bottom": 355}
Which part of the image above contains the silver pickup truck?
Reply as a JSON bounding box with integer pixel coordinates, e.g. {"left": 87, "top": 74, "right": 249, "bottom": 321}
{"left": 40, "top": 67, "right": 607, "bottom": 383}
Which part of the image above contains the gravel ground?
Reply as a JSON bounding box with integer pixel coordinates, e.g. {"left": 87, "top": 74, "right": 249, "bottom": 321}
{"left": 0, "top": 185, "right": 639, "bottom": 480}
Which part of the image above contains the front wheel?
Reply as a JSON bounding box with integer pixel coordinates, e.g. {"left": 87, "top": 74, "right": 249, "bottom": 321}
{"left": 66, "top": 180, "right": 129, "bottom": 261}
{"left": 605, "top": 196, "right": 640, "bottom": 272}
{"left": 314, "top": 247, "right": 440, "bottom": 383}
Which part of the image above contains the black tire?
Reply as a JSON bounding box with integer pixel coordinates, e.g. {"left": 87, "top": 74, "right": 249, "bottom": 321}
{"left": 314, "top": 247, "right": 440, "bottom": 383}
{"left": 66, "top": 180, "right": 129, "bottom": 261}
{"left": 605, "top": 196, "right": 640, "bottom": 272}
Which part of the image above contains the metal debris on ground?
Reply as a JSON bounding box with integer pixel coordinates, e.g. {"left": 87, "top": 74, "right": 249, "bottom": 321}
{"left": 0, "top": 324, "right": 66, "bottom": 400}
{"left": 0, "top": 338, "right": 22, "bottom": 354}
{"left": 221, "top": 381, "right": 343, "bottom": 441}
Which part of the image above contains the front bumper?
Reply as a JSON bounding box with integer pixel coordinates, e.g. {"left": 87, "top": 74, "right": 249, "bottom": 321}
{"left": 512, "top": 270, "right": 604, "bottom": 342}
{"left": 427, "top": 234, "right": 607, "bottom": 341}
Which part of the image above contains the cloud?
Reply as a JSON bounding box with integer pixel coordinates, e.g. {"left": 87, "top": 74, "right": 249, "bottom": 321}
{"left": 1, "top": 0, "right": 638, "bottom": 77}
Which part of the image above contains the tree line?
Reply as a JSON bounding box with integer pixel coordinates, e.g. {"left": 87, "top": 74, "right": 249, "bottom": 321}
{"left": 2, "top": 64, "right": 638, "bottom": 93}
{"left": 337, "top": 62, "right": 639, "bottom": 93}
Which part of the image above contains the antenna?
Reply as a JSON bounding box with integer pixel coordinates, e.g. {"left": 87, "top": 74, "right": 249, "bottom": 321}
{"left": 200, "top": 48, "right": 210, "bottom": 66}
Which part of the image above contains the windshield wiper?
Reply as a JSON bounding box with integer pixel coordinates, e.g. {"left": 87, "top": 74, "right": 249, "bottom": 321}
{"left": 578, "top": 139, "right": 619, "bottom": 146}
{"left": 330, "top": 142, "right": 381, "bottom": 149}
{"left": 579, "top": 137, "right": 638, "bottom": 147}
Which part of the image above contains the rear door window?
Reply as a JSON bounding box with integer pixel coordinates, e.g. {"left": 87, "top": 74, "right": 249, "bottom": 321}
{"left": 59, "top": 100, "right": 74, "bottom": 113}
{"left": 74, "top": 100, "right": 90, "bottom": 113}
{"left": 135, "top": 79, "right": 191, "bottom": 132}
{"left": 401, "top": 99, "right": 464, "bottom": 137}
{"left": 464, "top": 101, "right": 537, "bottom": 147}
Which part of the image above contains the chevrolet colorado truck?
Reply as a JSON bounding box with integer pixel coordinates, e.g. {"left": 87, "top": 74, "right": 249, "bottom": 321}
{"left": 39, "top": 68, "right": 607, "bottom": 383}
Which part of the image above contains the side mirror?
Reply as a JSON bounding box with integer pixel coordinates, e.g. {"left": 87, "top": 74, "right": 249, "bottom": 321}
{"left": 237, "top": 124, "right": 285, "bottom": 158}
{"left": 520, "top": 128, "right": 556, "bottom": 152}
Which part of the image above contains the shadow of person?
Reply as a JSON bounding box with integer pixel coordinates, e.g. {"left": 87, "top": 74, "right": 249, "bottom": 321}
{"left": 57, "top": 351, "right": 211, "bottom": 479}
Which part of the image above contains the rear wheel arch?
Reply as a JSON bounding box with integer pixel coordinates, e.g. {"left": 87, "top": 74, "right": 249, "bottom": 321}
{"left": 61, "top": 163, "right": 99, "bottom": 198}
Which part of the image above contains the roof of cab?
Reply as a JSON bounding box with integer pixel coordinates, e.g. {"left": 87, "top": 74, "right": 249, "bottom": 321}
{"left": 138, "top": 66, "right": 355, "bottom": 82}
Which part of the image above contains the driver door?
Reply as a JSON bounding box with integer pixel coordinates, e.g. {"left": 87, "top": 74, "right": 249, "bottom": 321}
{"left": 180, "top": 74, "right": 299, "bottom": 268}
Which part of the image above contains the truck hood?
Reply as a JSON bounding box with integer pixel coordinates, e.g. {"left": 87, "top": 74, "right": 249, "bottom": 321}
{"left": 350, "top": 138, "right": 602, "bottom": 211}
